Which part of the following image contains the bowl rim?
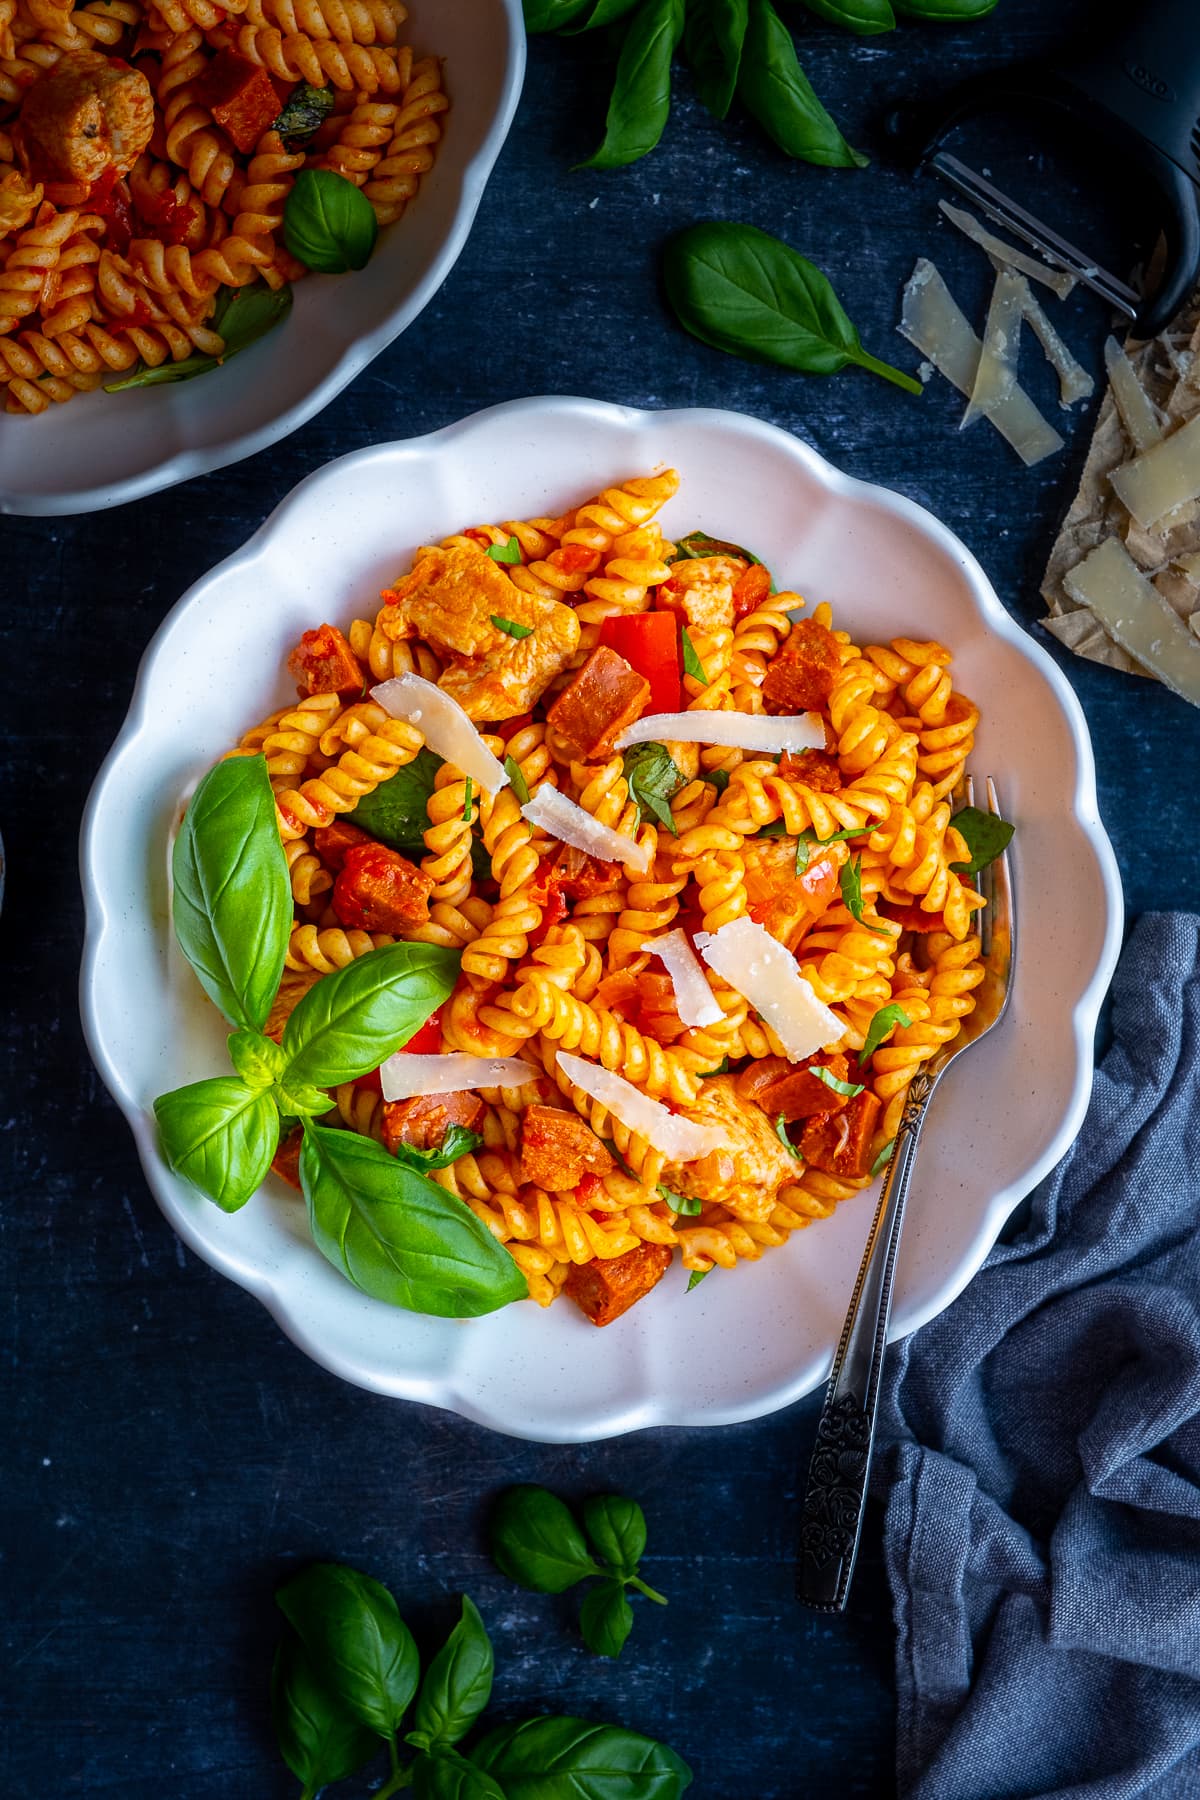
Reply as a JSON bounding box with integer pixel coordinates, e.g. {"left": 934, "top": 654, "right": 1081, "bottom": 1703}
{"left": 0, "top": 0, "right": 526, "bottom": 519}
{"left": 79, "top": 396, "right": 1125, "bottom": 1440}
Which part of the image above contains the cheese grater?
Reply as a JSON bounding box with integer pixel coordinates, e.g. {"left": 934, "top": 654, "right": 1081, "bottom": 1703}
{"left": 894, "top": 0, "right": 1200, "bottom": 337}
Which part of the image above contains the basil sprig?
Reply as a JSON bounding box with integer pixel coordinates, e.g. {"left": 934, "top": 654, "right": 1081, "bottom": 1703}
{"left": 682, "top": 0, "right": 747, "bottom": 119}
{"left": 393, "top": 1124, "right": 484, "bottom": 1175}
{"left": 949, "top": 805, "right": 1015, "bottom": 877}
{"left": 284, "top": 168, "right": 378, "bottom": 274}
{"left": 798, "top": 0, "right": 895, "bottom": 33}
{"left": 739, "top": 0, "right": 865, "bottom": 166}
{"left": 105, "top": 282, "right": 293, "bottom": 390}
{"left": 270, "top": 1561, "right": 691, "bottom": 1796}
{"left": 579, "top": 0, "right": 686, "bottom": 169}
{"left": 665, "top": 221, "right": 923, "bottom": 395}
{"left": 794, "top": 823, "right": 861, "bottom": 875}
{"left": 490, "top": 1486, "right": 668, "bottom": 1659}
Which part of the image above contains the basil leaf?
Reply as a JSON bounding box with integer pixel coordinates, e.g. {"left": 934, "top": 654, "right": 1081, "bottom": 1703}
{"left": 171, "top": 755, "right": 290, "bottom": 1030}
{"left": 490, "top": 614, "right": 533, "bottom": 639}
{"left": 463, "top": 777, "right": 475, "bottom": 825}
{"left": 474, "top": 1716, "right": 693, "bottom": 1796}
{"left": 504, "top": 754, "right": 531, "bottom": 805}
{"left": 839, "top": 855, "right": 892, "bottom": 938}
{"left": 893, "top": 0, "right": 995, "bottom": 14}
{"left": 579, "top": 0, "right": 685, "bottom": 170}
{"left": 284, "top": 168, "right": 378, "bottom": 274}
{"left": 105, "top": 282, "right": 293, "bottom": 390}
{"left": 349, "top": 747, "right": 443, "bottom": 855}
{"left": 657, "top": 1182, "right": 701, "bottom": 1214}
{"left": 276, "top": 1563, "right": 419, "bottom": 1738}
{"left": 281, "top": 941, "right": 459, "bottom": 1088}
{"left": 774, "top": 1114, "right": 800, "bottom": 1158}
{"left": 623, "top": 741, "right": 687, "bottom": 834}
{"left": 698, "top": 1055, "right": 730, "bottom": 1075}
{"left": 300, "top": 1123, "right": 527, "bottom": 1315}
{"left": 858, "top": 1001, "right": 913, "bottom": 1067}
{"left": 413, "top": 1748, "right": 507, "bottom": 1800}
{"left": 672, "top": 528, "right": 763, "bottom": 566}
{"left": 581, "top": 1495, "right": 647, "bottom": 1574}
{"left": 274, "top": 1076, "right": 334, "bottom": 1118}
{"left": 486, "top": 536, "right": 522, "bottom": 564}
{"left": 701, "top": 767, "right": 730, "bottom": 794}
{"left": 682, "top": 0, "right": 748, "bottom": 120}
{"left": 272, "top": 1628, "right": 382, "bottom": 1790}
{"left": 809, "top": 1063, "right": 865, "bottom": 1098}
{"left": 869, "top": 1136, "right": 896, "bottom": 1177}
{"left": 664, "top": 221, "right": 923, "bottom": 395}
{"left": 795, "top": 835, "right": 810, "bottom": 876}
{"left": 680, "top": 627, "right": 709, "bottom": 686}
{"left": 490, "top": 1486, "right": 600, "bottom": 1593}
{"left": 412, "top": 1596, "right": 494, "bottom": 1750}
{"left": 948, "top": 805, "right": 1015, "bottom": 877}
{"left": 227, "top": 1028, "right": 288, "bottom": 1091}
{"left": 393, "top": 1124, "right": 484, "bottom": 1174}
{"left": 524, "top": 0, "right": 591, "bottom": 26}
{"left": 154, "top": 1077, "right": 280, "bottom": 1212}
{"left": 738, "top": 0, "right": 865, "bottom": 168}
{"left": 687, "top": 1267, "right": 712, "bottom": 1291}
{"left": 798, "top": 0, "right": 894, "bottom": 31}
{"left": 274, "top": 80, "right": 335, "bottom": 147}
{"left": 579, "top": 1582, "right": 635, "bottom": 1659}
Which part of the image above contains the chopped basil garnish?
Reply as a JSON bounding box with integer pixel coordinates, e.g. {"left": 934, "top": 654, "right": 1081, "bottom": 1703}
{"left": 486, "top": 535, "right": 522, "bottom": 564}
{"left": 622, "top": 741, "right": 687, "bottom": 834}
{"left": 504, "top": 753, "right": 530, "bottom": 804}
{"left": 491, "top": 615, "right": 534, "bottom": 639}
{"left": 858, "top": 1002, "right": 913, "bottom": 1067}
{"left": 949, "top": 805, "right": 1015, "bottom": 877}
{"left": 680, "top": 626, "right": 708, "bottom": 685}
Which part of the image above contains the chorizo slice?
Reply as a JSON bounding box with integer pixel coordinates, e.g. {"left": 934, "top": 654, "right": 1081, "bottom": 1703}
{"left": 564, "top": 1241, "right": 674, "bottom": 1327}
{"left": 332, "top": 842, "right": 434, "bottom": 933}
{"left": 313, "top": 818, "right": 375, "bottom": 872}
{"left": 381, "top": 1090, "right": 486, "bottom": 1155}
{"left": 546, "top": 645, "right": 650, "bottom": 761}
{"left": 762, "top": 618, "right": 841, "bottom": 715}
{"left": 286, "top": 623, "right": 365, "bottom": 697}
{"left": 738, "top": 1052, "right": 853, "bottom": 1122}
{"left": 799, "top": 1090, "right": 882, "bottom": 1180}
{"left": 519, "top": 1104, "right": 615, "bottom": 1192}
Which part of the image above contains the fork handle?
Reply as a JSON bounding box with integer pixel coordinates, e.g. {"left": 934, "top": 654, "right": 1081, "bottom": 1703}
{"left": 795, "top": 1065, "right": 941, "bottom": 1611}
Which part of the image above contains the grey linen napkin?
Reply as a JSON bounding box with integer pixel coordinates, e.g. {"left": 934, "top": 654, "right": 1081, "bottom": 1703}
{"left": 874, "top": 912, "right": 1200, "bottom": 1800}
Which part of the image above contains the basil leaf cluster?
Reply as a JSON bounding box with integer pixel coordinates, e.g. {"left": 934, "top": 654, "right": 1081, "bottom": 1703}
{"left": 621, "top": 742, "right": 687, "bottom": 835}
{"left": 271, "top": 1563, "right": 692, "bottom": 1797}
{"left": 153, "top": 756, "right": 523, "bottom": 1318}
{"left": 490, "top": 1487, "right": 668, "bottom": 1660}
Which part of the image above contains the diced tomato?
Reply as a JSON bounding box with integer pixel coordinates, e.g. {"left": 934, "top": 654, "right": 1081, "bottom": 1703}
{"left": 403, "top": 1007, "right": 444, "bottom": 1055}
{"left": 798, "top": 852, "right": 840, "bottom": 910}
{"left": 191, "top": 48, "right": 280, "bottom": 153}
{"left": 134, "top": 184, "right": 193, "bottom": 245}
{"left": 732, "top": 563, "right": 771, "bottom": 619}
{"left": 525, "top": 881, "right": 567, "bottom": 950}
{"left": 91, "top": 174, "right": 133, "bottom": 254}
{"left": 598, "top": 612, "right": 681, "bottom": 715}
{"left": 549, "top": 543, "right": 599, "bottom": 575}
{"left": 576, "top": 1172, "right": 604, "bottom": 1207}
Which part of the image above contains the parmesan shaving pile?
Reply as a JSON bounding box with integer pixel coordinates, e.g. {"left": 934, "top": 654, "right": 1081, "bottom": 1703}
{"left": 1041, "top": 288, "right": 1200, "bottom": 706}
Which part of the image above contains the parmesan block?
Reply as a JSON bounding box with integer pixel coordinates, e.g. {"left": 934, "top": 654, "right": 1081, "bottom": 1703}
{"left": 939, "top": 200, "right": 1076, "bottom": 299}
{"left": 1109, "top": 412, "right": 1200, "bottom": 529}
{"left": 1104, "top": 337, "right": 1163, "bottom": 453}
{"left": 900, "top": 259, "right": 1064, "bottom": 468}
{"left": 963, "top": 267, "right": 1025, "bottom": 428}
{"left": 694, "top": 917, "right": 845, "bottom": 1061}
{"left": 1063, "top": 537, "right": 1200, "bottom": 705}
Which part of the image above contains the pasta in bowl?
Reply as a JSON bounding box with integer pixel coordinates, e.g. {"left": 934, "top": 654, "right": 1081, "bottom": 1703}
{"left": 81, "top": 399, "right": 1121, "bottom": 1439}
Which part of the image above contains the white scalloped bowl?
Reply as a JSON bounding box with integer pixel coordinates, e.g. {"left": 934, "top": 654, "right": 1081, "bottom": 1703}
{"left": 0, "top": 0, "right": 523, "bottom": 517}
{"left": 80, "top": 398, "right": 1123, "bottom": 1441}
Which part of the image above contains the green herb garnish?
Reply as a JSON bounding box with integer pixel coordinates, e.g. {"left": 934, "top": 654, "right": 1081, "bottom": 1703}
{"left": 622, "top": 741, "right": 687, "bottom": 833}
{"left": 485, "top": 535, "right": 522, "bottom": 564}
{"left": 391, "top": 1124, "right": 483, "bottom": 1175}
{"left": 273, "top": 81, "right": 335, "bottom": 147}
{"left": 809, "top": 1064, "right": 865, "bottom": 1098}
{"left": 283, "top": 168, "right": 378, "bottom": 273}
{"left": 869, "top": 1136, "right": 897, "bottom": 1178}
{"left": 490, "top": 614, "right": 533, "bottom": 638}
{"left": 840, "top": 854, "right": 893, "bottom": 938}
{"left": 774, "top": 1114, "right": 801, "bottom": 1158}
{"left": 346, "top": 747, "right": 442, "bottom": 856}
{"left": 680, "top": 625, "right": 709, "bottom": 685}
{"left": 504, "top": 753, "right": 531, "bottom": 805}
{"left": 463, "top": 776, "right": 475, "bottom": 823}
{"left": 858, "top": 1002, "right": 913, "bottom": 1068}
{"left": 657, "top": 1182, "right": 701, "bottom": 1215}
{"left": 104, "top": 283, "right": 292, "bottom": 391}
{"left": 949, "top": 805, "right": 1015, "bottom": 878}
{"left": 687, "top": 1266, "right": 712, "bottom": 1291}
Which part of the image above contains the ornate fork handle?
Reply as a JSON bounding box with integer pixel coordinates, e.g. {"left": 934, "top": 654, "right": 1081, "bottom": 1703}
{"left": 795, "top": 1064, "right": 942, "bottom": 1611}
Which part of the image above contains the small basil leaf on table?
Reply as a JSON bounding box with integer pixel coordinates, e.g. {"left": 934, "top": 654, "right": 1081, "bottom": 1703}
{"left": 284, "top": 168, "right": 379, "bottom": 273}
{"left": 348, "top": 747, "right": 443, "bottom": 855}
{"left": 490, "top": 1486, "right": 601, "bottom": 1592}
{"left": 171, "top": 754, "right": 291, "bottom": 1030}
{"left": 523, "top": 0, "right": 592, "bottom": 26}
{"left": 105, "top": 282, "right": 294, "bottom": 389}
{"left": 948, "top": 805, "right": 1014, "bottom": 877}
{"left": 274, "top": 80, "right": 336, "bottom": 147}
{"left": 280, "top": 940, "right": 460, "bottom": 1087}
{"left": 412, "top": 1747, "right": 507, "bottom": 1800}
{"left": 579, "top": 0, "right": 686, "bottom": 170}
{"left": 276, "top": 1562, "right": 420, "bottom": 1738}
{"left": 411, "top": 1595, "right": 494, "bottom": 1749}
{"left": 682, "top": 0, "right": 748, "bottom": 120}
{"left": 663, "top": 220, "right": 923, "bottom": 394}
{"left": 858, "top": 1000, "right": 913, "bottom": 1067}
{"left": 300, "top": 1123, "right": 528, "bottom": 1315}
{"left": 227, "top": 1027, "right": 288, "bottom": 1091}
{"left": 271, "top": 1628, "right": 382, "bottom": 1791}
{"left": 797, "top": 0, "right": 895, "bottom": 33}
{"left": 581, "top": 1494, "right": 647, "bottom": 1574}
{"left": 473, "top": 1716, "right": 693, "bottom": 1797}
{"left": 738, "top": 0, "right": 866, "bottom": 167}
{"left": 393, "top": 1124, "right": 485, "bottom": 1174}
{"left": 579, "top": 1581, "right": 635, "bottom": 1658}
{"left": 154, "top": 1076, "right": 280, "bottom": 1212}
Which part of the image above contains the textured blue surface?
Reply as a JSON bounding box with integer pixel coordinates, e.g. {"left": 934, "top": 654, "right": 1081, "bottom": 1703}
{"left": 3, "top": 0, "right": 1200, "bottom": 1793}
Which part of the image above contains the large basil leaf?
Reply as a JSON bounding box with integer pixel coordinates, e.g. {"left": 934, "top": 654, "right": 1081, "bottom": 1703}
{"left": 580, "top": 0, "right": 685, "bottom": 170}
{"left": 893, "top": 0, "right": 995, "bottom": 14}
{"left": 682, "top": 0, "right": 747, "bottom": 119}
{"left": 171, "top": 754, "right": 290, "bottom": 1031}
{"left": 490, "top": 1487, "right": 600, "bottom": 1593}
{"left": 271, "top": 1628, "right": 382, "bottom": 1790}
{"left": 300, "top": 1124, "right": 528, "bottom": 1315}
{"left": 474, "top": 1716, "right": 693, "bottom": 1797}
{"left": 284, "top": 168, "right": 378, "bottom": 273}
{"left": 348, "top": 747, "right": 443, "bottom": 855}
{"left": 738, "top": 0, "right": 866, "bottom": 167}
{"left": 413, "top": 1748, "right": 507, "bottom": 1800}
{"left": 562, "top": 0, "right": 643, "bottom": 27}
{"left": 579, "top": 1582, "right": 634, "bottom": 1658}
{"left": 797, "top": 0, "right": 894, "bottom": 32}
{"left": 276, "top": 1563, "right": 419, "bottom": 1738}
{"left": 280, "top": 942, "right": 459, "bottom": 1088}
{"left": 663, "top": 221, "right": 923, "bottom": 394}
{"left": 153, "top": 1077, "right": 280, "bottom": 1213}
{"left": 581, "top": 1495, "right": 647, "bottom": 1574}
{"left": 524, "top": 0, "right": 591, "bottom": 26}
{"left": 411, "top": 1596, "right": 494, "bottom": 1748}
{"left": 105, "top": 284, "right": 293, "bottom": 390}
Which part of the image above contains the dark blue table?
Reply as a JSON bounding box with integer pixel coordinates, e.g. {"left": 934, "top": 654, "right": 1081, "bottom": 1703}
{"left": 4, "top": 1, "right": 1199, "bottom": 1793}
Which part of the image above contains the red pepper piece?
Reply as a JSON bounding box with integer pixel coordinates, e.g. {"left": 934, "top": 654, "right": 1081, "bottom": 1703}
{"left": 598, "top": 611, "right": 682, "bottom": 715}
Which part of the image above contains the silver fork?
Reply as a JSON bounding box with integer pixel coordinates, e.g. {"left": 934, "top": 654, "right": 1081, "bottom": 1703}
{"left": 795, "top": 776, "right": 1015, "bottom": 1612}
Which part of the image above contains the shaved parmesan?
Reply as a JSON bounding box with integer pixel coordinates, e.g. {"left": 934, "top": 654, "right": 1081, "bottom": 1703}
{"left": 1104, "top": 337, "right": 1163, "bottom": 453}
{"left": 1063, "top": 537, "right": 1200, "bottom": 706}
{"left": 939, "top": 200, "right": 1076, "bottom": 299}
{"left": 521, "top": 785, "right": 651, "bottom": 874}
{"left": 371, "top": 674, "right": 510, "bottom": 794}
{"left": 900, "top": 259, "right": 1063, "bottom": 468}
{"left": 640, "top": 928, "right": 723, "bottom": 1028}
{"left": 556, "top": 1050, "right": 724, "bottom": 1163}
{"left": 1017, "top": 283, "right": 1094, "bottom": 408}
{"left": 694, "top": 917, "right": 845, "bottom": 1062}
{"left": 1109, "top": 412, "right": 1200, "bottom": 529}
{"left": 963, "top": 267, "right": 1024, "bottom": 427}
{"left": 380, "top": 1051, "right": 540, "bottom": 1101}
{"left": 1175, "top": 551, "right": 1200, "bottom": 580}
{"left": 615, "top": 710, "right": 825, "bottom": 754}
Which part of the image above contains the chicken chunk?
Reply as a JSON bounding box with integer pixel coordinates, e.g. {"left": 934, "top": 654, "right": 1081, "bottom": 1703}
{"left": 658, "top": 555, "right": 743, "bottom": 635}
{"left": 379, "top": 541, "right": 580, "bottom": 721}
{"left": 660, "top": 1074, "right": 799, "bottom": 1223}
{"left": 22, "top": 51, "right": 154, "bottom": 183}
{"left": 0, "top": 169, "right": 43, "bottom": 234}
